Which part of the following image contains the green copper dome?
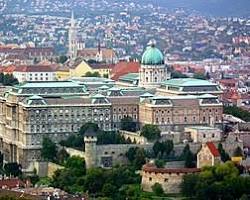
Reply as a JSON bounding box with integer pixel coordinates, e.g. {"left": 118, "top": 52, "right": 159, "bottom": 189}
{"left": 141, "top": 42, "right": 164, "bottom": 65}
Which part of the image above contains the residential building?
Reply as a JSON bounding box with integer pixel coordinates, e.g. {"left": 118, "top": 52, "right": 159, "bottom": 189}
{"left": 13, "top": 65, "right": 56, "bottom": 82}
{"left": 197, "top": 142, "right": 221, "bottom": 168}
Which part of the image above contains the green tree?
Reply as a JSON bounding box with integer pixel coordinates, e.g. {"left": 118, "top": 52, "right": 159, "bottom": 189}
{"left": 0, "top": 151, "right": 3, "bottom": 170}
{"left": 120, "top": 116, "right": 137, "bottom": 132}
{"left": 224, "top": 106, "right": 250, "bottom": 122}
{"left": 126, "top": 147, "right": 138, "bottom": 163}
{"left": 181, "top": 162, "right": 247, "bottom": 200}
{"left": 56, "top": 148, "right": 70, "bottom": 165}
{"left": 155, "top": 159, "right": 165, "bottom": 168}
{"left": 103, "top": 74, "right": 109, "bottom": 78}
{"left": 133, "top": 148, "right": 146, "bottom": 169}
{"left": 181, "top": 173, "right": 199, "bottom": 197}
{"left": 58, "top": 55, "right": 68, "bottom": 64}
{"left": 65, "top": 156, "right": 86, "bottom": 176}
{"left": 84, "top": 71, "right": 101, "bottom": 77}
{"left": 41, "top": 137, "right": 57, "bottom": 161}
{"left": 233, "top": 146, "right": 243, "bottom": 157}
{"left": 84, "top": 168, "right": 105, "bottom": 194}
{"left": 4, "top": 163, "right": 22, "bottom": 177}
{"left": 193, "top": 73, "right": 206, "bottom": 80}
{"left": 102, "top": 183, "right": 116, "bottom": 197}
{"left": 218, "top": 143, "right": 230, "bottom": 162}
{"left": 152, "top": 183, "right": 164, "bottom": 196}
{"left": 79, "top": 122, "right": 99, "bottom": 135}
{"left": 181, "top": 144, "right": 195, "bottom": 168}
{"left": 0, "top": 74, "right": 18, "bottom": 86}
{"left": 153, "top": 140, "right": 173, "bottom": 158}
{"left": 171, "top": 71, "right": 188, "bottom": 78}
{"left": 140, "top": 124, "right": 161, "bottom": 141}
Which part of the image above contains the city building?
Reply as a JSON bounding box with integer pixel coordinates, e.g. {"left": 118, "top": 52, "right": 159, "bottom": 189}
{"left": 77, "top": 47, "right": 117, "bottom": 64}
{"left": 185, "top": 126, "right": 221, "bottom": 143}
{"left": 197, "top": 142, "right": 221, "bottom": 168}
{"left": 13, "top": 65, "right": 56, "bottom": 82}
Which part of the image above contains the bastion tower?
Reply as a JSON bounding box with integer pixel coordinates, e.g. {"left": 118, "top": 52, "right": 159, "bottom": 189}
{"left": 84, "top": 128, "right": 97, "bottom": 169}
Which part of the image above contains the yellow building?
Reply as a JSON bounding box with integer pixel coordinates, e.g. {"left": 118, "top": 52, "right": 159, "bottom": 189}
{"left": 56, "top": 59, "right": 112, "bottom": 80}
{"left": 56, "top": 68, "right": 70, "bottom": 80}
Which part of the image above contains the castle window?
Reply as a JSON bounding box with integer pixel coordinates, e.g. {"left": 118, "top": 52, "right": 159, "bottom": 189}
{"left": 212, "top": 133, "right": 215, "bottom": 138}
{"left": 156, "top": 118, "right": 159, "bottom": 123}
{"left": 203, "top": 134, "right": 206, "bottom": 138}
{"left": 149, "top": 177, "right": 152, "bottom": 181}
{"left": 164, "top": 178, "right": 168, "bottom": 182}
{"left": 184, "top": 117, "right": 187, "bottom": 122}
{"left": 112, "top": 151, "right": 115, "bottom": 154}
{"left": 203, "top": 116, "right": 206, "bottom": 122}
{"left": 104, "top": 152, "right": 108, "bottom": 155}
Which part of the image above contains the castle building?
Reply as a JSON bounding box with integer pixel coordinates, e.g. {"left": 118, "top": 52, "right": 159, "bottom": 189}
{"left": 141, "top": 163, "right": 200, "bottom": 194}
{"left": 139, "top": 94, "right": 223, "bottom": 132}
{"left": 84, "top": 128, "right": 97, "bottom": 169}
{"left": 157, "top": 78, "right": 223, "bottom": 97}
{"left": 139, "top": 40, "right": 170, "bottom": 88}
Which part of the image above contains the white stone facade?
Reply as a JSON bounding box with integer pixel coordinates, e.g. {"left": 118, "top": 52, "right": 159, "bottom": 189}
{"left": 139, "top": 64, "right": 169, "bottom": 88}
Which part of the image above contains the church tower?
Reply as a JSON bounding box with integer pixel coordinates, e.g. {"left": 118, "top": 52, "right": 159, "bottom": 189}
{"left": 139, "top": 40, "right": 169, "bottom": 88}
{"left": 68, "top": 11, "right": 78, "bottom": 59}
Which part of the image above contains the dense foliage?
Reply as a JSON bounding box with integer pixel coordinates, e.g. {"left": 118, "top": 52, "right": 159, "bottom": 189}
{"left": 218, "top": 143, "right": 230, "bottom": 162}
{"left": 180, "top": 144, "right": 196, "bottom": 168}
{"left": 126, "top": 147, "right": 146, "bottom": 170}
{"left": 140, "top": 124, "right": 161, "bottom": 141}
{"left": 60, "top": 123, "right": 132, "bottom": 148}
{"left": 51, "top": 155, "right": 143, "bottom": 199}
{"left": 0, "top": 73, "right": 18, "bottom": 86}
{"left": 84, "top": 71, "right": 101, "bottom": 77}
{"left": 224, "top": 106, "right": 250, "bottom": 122}
{"left": 181, "top": 162, "right": 250, "bottom": 200}
{"left": 41, "top": 137, "right": 58, "bottom": 162}
{"left": 152, "top": 140, "right": 174, "bottom": 159}
{"left": 120, "top": 116, "right": 137, "bottom": 132}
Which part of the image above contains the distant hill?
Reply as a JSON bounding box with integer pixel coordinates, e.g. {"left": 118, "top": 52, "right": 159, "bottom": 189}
{"left": 139, "top": 0, "right": 250, "bottom": 17}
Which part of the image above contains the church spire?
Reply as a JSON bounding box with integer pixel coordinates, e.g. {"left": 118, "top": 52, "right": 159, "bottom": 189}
{"left": 70, "top": 10, "right": 75, "bottom": 27}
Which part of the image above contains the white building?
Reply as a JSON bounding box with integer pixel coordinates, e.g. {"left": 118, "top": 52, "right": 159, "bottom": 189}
{"left": 185, "top": 126, "right": 221, "bottom": 143}
{"left": 13, "top": 65, "right": 56, "bottom": 82}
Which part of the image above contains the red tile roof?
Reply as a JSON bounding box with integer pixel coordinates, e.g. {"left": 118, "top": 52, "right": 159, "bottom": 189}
{"left": 14, "top": 65, "right": 55, "bottom": 72}
{"left": 142, "top": 163, "right": 200, "bottom": 174}
{"left": 0, "top": 178, "right": 25, "bottom": 189}
{"left": 206, "top": 142, "right": 220, "bottom": 157}
{"left": 111, "top": 61, "right": 140, "bottom": 80}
